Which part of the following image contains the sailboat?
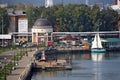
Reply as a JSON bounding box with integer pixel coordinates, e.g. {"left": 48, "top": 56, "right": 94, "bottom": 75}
{"left": 91, "top": 33, "right": 106, "bottom": 53}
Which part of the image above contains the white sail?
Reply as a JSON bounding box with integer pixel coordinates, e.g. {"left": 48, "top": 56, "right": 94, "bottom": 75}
{"left": 97, "top": 34, "right": 103, "bottom": 48}
{"left": 91, "top": 34, "right": 97, "bottom": 48}
{"left": 91, "top": 34, "right": 103, "bottom": 49}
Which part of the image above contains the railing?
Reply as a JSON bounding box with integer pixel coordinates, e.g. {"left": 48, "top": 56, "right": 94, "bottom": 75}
{"left": 18, "top": 63, "right": 32, "bottom": 80}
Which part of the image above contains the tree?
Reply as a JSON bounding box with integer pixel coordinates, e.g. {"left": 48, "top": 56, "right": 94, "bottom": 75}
{"left": 99, "top": 8, "right": 118, "bottom": 31}
{"left": 8, "top": 4, "right": 118, "bottom": 32}
{"left": 15, "top": 3, "right": 25, "bottom": 10}
{"left": 91, "top": 4, "right": 101, "bottom": 31}
{"left": 25, "top": 4, "right": 36, "bottom": 28}
{"left": 0, "top": 7, "right": 9, "bottom": 34}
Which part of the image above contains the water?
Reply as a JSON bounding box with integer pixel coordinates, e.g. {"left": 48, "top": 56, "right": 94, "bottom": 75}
{"left": 31, "top": 52, "right": 120, "bottom": 80}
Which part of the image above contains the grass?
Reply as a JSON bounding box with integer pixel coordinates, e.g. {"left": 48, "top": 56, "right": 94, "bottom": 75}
{"left": 0, "top": 51, "right": 26, "bottom": 79}
{"left": 0, "top": 62, "right": 14, "bottom": 79}
{"left": 0, "top": 46, "right": 19, "bottom": 54}
{"left": 0, "top": 46, "right": 27, "bottom": 54}
{"left": 0, "top": 47, "right": 11, "bottom": 54}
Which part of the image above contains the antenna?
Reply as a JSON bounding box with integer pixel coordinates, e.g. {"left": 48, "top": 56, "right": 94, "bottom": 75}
{"left": 45, "top": 0, "right": 53, "bottom": 8}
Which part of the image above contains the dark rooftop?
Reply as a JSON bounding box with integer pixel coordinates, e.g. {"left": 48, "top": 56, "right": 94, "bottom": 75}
{"left": 33, "top": 18, "right": 52, "bottom": 29}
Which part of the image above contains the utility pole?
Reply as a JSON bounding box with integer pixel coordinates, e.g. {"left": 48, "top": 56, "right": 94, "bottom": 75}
{"left": 4, "top": 57, "right": 7, "bottom": 80}
{"left": 1, "top": 16, "right": 4, "bottom": 47}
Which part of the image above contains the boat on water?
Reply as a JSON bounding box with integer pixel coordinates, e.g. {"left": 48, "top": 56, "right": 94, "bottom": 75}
{"left": 91, "top": 33, "right": 106, "bottom": 53}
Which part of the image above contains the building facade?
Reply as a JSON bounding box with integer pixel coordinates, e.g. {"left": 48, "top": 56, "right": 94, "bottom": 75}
{"left": 32, "top": 18, "right": 53, "bottom": 46}
{"left": 8, "top": 10, "right": 28, "bottom": 45}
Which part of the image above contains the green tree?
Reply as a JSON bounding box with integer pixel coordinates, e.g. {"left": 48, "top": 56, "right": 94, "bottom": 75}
{"left": 15, "top": 3, "right": 25, "bottom": 10}
{"left": 99, "top": 8, "right": 118, "bottom": 31}
{"left": 0, "top": 7, "right": 9, "bottom": 34}
{"left": 91, "top": 4, "right": 101, "bottom": 31}
{"left": 10, "top": 4, "right": 118, "bottom": 32}
{"left": 25, "top": 4, "right": 36, "bottom": 28}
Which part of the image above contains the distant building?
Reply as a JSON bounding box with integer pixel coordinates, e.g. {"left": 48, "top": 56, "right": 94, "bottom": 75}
{"left": 8, "top": 10, "right": 54, "bottom": 46}
{"left": 111, "top": 0, "right": 120, "bottom": 31}
{"left": 8, "top": 10, "right": 29, "bottom": 45}
{"left": 0, "top": 3, "right": 8, "bottom": 8}
{"left": 111, "top": 0, "right": 120, "bottom": 11}
{"left": 111, "top": 0, "right": 120, "bottom": 14}
{"left": 32, "top": 18, "right": 53, "bottom": 46}
{"left": 61, "top": 37, "right": 79, "bottom": 46}
{"left": 103, "top": 38, "right": 120, "bottom": 50}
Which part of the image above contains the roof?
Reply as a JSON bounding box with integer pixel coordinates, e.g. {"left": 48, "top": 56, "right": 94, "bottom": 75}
{"left": 102, "top": 38, "right": 120, "bottom": 42}
{"left": 8, "top": 10, "right": 26, "bottom": 16}
{"left": 33, "top": 18, "right": 52, "bottom": 29}
{"left": 62, "top": 37, "right": 78, "bottom": 41}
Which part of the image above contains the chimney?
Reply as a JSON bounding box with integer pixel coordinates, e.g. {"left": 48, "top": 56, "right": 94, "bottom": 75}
{"left": 115, "top": 0, "right": 118, "bottom": 5}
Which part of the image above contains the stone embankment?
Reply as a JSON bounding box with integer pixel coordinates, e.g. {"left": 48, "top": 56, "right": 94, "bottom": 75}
{"left": 7, "top": 51, "right": 35, "bottom": 80}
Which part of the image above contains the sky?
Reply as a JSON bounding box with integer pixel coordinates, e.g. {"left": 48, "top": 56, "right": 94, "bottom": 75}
{"left": 0, "top": 0, "right": 114, "bottom": 6}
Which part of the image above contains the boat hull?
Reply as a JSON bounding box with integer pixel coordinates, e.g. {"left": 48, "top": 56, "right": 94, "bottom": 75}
{"left": 91, "top": 49, "right": 106, "bottom": 53}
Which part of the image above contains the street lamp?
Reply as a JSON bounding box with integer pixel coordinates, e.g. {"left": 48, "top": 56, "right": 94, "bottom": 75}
{"left": 4, "top": 57, "right": 7, "bottom": 80}
{"left": 1, "top": 16, "right": 4, "bottom": 47}
{"left": 13, "top": 51, "right": 15, "bottom": 66}
{"left": 1, "top": 16, "right": 3, "bottom": 33}
{"left": 25, "top": 46, "right": 28, "bottom": 56}
{"left": 45, "top": 33, "right": 48, "bottom": 47}
{"left": 0, "top": 61, "right": 1, "bottom": 65}
{"left": 18, "top": 56, "right": 20, "bottom": 61}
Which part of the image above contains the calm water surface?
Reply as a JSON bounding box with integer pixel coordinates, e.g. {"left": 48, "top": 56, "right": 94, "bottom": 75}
{"left": 31, "top": 52, "right": 120, "bottom": 80}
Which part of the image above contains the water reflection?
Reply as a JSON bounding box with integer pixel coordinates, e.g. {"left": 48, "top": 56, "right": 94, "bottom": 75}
{"left": 91, "top": 53, "right": 105, "bottom": 61}
{"left": 31, "top": 52, "right": 120, "bottom": 80}
{"left": 91, "top": 53, "right": 104, "bottom": 80}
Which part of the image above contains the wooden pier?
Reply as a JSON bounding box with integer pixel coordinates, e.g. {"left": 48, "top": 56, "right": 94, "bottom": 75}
{"left": 33, "top": 59, "right": 72, "bottom": 70}
{"left": 33, "top": 50, "right": 72, "bottom": 70}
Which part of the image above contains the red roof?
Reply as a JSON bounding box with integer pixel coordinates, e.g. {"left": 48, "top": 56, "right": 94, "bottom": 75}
{"left": 62, "top": 37, "right": 78, "bottom": 41}
{"left": 48, "top": 41, "right": 53, "bottom": 46}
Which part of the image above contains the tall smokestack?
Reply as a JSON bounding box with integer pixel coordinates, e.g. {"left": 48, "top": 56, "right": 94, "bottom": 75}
{"left": 115, "top": 0, "right": 120, "bottom": 6}
{"left": 45, "top": 0, "right": 53, "bottom": 8}
{"left": 118, "top": 0, "right": 120, "bottom": 8}
{"left": 115, "top": 0, "right": 118, "bottom": 5}
{"left": 111, "top": 0, "right": 120, "bottom": 10}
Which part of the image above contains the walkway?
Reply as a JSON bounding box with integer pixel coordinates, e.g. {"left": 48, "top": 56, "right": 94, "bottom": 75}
{"left": 7, "top": 51, "right": 35, "bottom": 80}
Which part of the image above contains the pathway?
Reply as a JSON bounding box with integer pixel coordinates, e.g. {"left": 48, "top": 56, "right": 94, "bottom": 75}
{"left": 7, "top": 51, "right": 35, "bottom": 80}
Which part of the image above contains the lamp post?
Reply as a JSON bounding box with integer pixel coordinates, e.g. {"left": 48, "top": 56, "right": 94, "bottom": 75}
{"left": 1, "top": 16, "right": 3, "bottom": 34}
{"left": 0, "top": 61, "right": 1, "bottom": 65}
{"left": 4, "top": 57, "right": 7, "bottom": 80}
{"left": 16, "top": 56, "right": 18, "bottom": 66}
{"left": 25, "top": 46, "right": 28, "bottom": 56}
{"left": 45, "top": 33, "right": 48, "bottom": 47}
{"left": 0, "top": 61, "right": 2, "bottom": 79}
{"left": 1, "top": 16, "right": 4, "bottom": 47}
{"left": 13, "top": 51, "right": 15, "bottom": 67}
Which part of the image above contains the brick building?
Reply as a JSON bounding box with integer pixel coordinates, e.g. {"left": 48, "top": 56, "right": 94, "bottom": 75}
{"left": 8, "top": 10, "right": 28, "bottom": 45}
